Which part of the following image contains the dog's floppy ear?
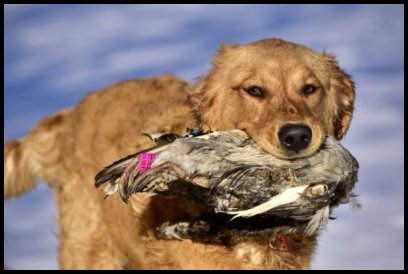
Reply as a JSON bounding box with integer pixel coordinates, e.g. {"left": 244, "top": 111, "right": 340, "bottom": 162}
{"left": 187, "top": 74, "right": 210, "bottom": 128}
{"left": 324, "top": 53, "right": 356, "bottom": 140}
{"left": 188, "top": 43, "right": 236, "bottom": 129}
{"left": 188, "top": 43, "right": 234, "bottom": 103}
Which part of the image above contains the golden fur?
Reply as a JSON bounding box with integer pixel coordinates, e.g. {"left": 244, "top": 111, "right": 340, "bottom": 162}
{"left": 4, "top": 38, "right": 355, "bottom": 269}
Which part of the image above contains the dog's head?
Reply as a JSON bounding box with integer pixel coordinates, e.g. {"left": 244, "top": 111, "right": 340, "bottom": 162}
{"left": 189, "top": 38, "right": 355, "bottom": 159}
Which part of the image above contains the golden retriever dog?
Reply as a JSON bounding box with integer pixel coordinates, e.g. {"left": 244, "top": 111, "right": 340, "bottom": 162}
{"left": 4, "top": 38, "right": 355, "bottom": 270}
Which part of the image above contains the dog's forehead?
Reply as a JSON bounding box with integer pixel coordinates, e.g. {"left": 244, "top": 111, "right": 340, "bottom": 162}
{"left": 217, "top": 39, "right": 327, "bottom": 71}
{"left": 249, "top": 44, "right": 324, "bottom": 68}
{"left": 231, "top": 42, "right": 330, "bottom": 84}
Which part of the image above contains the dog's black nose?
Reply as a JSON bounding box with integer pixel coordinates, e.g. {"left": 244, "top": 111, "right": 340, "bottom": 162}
{"left": 278, "top": 124, "right": 312, "bottom": 153}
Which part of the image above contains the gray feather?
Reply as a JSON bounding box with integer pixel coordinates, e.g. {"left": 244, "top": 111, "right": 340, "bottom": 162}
{"left": 95, "top": 129, "right": 359, "bottom": 238}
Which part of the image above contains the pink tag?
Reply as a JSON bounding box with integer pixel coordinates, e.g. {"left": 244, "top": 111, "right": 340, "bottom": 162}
{"left": 138, "top": 153, "right": 157, "bottom": 173}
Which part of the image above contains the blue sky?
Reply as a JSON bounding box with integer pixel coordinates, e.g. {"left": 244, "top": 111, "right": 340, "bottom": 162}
{"left": 4, "top": 4, "right": 404, "bottom": 270}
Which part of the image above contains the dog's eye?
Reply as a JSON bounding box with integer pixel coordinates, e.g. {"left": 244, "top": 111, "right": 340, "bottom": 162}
{"left": 245, "top": 86, "right": 264, "bottom": 97}
{"left": 303, "top": 85, "right": 317, "bottom": 96}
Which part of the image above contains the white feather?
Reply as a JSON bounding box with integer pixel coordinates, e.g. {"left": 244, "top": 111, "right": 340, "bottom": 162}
{"left": 305, "top": 205, "right": 330, "bottom": 235}
{"left": 224, "top": 185, "right": 308, "bottom": 220}
{"left": 104, "top": 178, "right": 120, "bottom": 195}
{"left": 348, "top": 195, "right": 362, "bottom": 210}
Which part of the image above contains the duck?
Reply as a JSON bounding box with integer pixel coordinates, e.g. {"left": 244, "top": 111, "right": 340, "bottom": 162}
{"left": 95, "top": 129, "right": 359, "bottom": 242}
